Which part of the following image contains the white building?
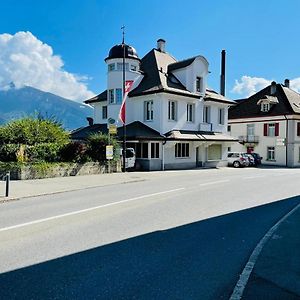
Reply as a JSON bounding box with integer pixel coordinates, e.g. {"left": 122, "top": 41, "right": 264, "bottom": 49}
{"left": 74, "top": 39, "right": 236, "bottom": 170}
{"left": 228, "top": 80, "right": 300, "bottom": 167}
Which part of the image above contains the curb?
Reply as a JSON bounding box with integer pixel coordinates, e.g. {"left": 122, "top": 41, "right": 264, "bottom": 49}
{"left": 0, "top": 178, "right": 146, "bottom": 204}
{"left": 230, "top": 201, "right": 300, "bottom": 300}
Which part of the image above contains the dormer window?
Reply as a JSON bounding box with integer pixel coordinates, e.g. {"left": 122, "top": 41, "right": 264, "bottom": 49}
{"left": 261, "top": 103, "right": 270, "bottom": 112}
{"left": 196, "top": 77, "right": 203, "bottom": 93}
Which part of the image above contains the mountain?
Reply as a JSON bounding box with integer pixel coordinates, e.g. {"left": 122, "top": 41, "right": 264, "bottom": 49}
{"left": 0, "top": 86, "right": 94, "bottom": 130}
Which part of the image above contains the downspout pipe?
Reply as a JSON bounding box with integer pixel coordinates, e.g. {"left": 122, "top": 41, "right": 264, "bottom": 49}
{"left": 284, "top": 115, "right": 288, "bottom": 167}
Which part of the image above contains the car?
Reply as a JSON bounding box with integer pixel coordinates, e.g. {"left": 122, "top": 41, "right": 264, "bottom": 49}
{"left": 227, "top": 152, "right": 250, "bottom": 168}
{"left": 245, "top": 153, "right": 255, "bottom": 166}
{"left": 250, "top": 153, "right": 263, "bottom": 166}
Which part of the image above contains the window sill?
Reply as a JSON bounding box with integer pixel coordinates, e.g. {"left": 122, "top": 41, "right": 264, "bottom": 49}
{"left": 175, "top": 157, "right": 190, "bottom": 159}
{"left": 266, "top": 159, "right": 276, "bottom": 161}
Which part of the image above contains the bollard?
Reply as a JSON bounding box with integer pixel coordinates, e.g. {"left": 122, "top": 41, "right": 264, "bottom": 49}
{"left": 5, "top": 172, "right": 10, "bottom": 197}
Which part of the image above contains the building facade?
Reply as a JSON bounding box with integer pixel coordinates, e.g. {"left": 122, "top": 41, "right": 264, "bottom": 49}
{"left": 228, "top": 81, "right": 300, "bottom": 167}
{"left": 77, "top": 39, "right": 236, "bottom": 170}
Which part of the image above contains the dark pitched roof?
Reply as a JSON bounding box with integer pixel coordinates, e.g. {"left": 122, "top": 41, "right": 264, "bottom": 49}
{"left": 229, "top": 83, "right": 299, "bottom": 119}
{"left": 71, "top": 124, "right": 108, "bottom": 140}
{"left": 129, "top": 49, "right": 200, "bottom": 99}
{"left": 118, "top": 121, "right": 164, "bottom": 140}
{"left": 71, "top": 121, "right": 164, "bottom": 141}
{"left": 168, "top": 57, "right": 196, "bottom": 72}
{"left": 205, "top": 89, "right": 236, "bottom": 105}
{"left": 84, "top": 90, "right": 107, "bottom": 104}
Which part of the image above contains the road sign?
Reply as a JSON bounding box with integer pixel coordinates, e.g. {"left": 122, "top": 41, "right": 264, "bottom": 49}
{"left": 106, "top": 145, "right": 114, "bottom": 160}
{"left": 108, "top": 124, "right": 117, "bottom": 135}
{"left": 276, "top": 138, "right": 286, "bottom": 146}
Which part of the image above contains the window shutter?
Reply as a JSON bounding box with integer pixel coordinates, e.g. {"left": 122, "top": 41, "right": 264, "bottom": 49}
{"left": 275, "top": 123, "right": 279, "bottom": 136}
{"left": 263, "top": 124, "right": 268, "bottom": 136}
{"left": 297, "top": 122, "right": 300, "bottom": 136}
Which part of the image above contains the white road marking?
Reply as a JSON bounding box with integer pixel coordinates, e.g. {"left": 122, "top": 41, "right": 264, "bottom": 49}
{"left": 229, "top": 201, "right": 300, "bottom": 300}
{"left": 243, "top": 175, "right": 266, "bottom": 179}
{"left": 0, "top": 188, "right": 185, "bottom": 232}
{"left": 199, "top": 180, "right": 230, "bottom": 186}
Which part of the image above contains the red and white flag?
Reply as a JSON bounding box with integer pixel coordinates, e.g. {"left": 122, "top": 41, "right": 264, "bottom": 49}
{"left": 119, "top": 80, "right": 134, "bottom": 124}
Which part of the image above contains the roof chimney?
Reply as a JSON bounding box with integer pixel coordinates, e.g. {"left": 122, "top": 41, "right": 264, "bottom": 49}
{"left": 86, "top": 117, "right": 94, "bottom": 126}
{"left": 284, "top": 78, "right": 290, "bottom": 88}
{"left": 220, "top": 50, "right": 226, "bottom": 96}
{"left": 270, "top": 81, "right": 277, "bottom": 95}
{"left": 157, "top": 39, "right": 166, "bottom": 52}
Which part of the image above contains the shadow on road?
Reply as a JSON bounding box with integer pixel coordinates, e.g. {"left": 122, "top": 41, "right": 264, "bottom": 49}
{"left": 0, "top": 196, "right": 299, "bottom": 300}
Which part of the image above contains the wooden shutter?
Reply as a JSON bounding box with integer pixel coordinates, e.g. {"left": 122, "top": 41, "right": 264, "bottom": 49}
{"left": 263, "top": 124, "right": 268, "bottom": 136}
{"left": 297, "top": 122, "right": 300, "bottom": 136}
{"left": 275, "top": 123, "right": 279, "bottom": 136}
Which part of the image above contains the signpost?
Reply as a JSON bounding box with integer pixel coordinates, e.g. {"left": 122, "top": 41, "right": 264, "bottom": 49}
{"left": 106, "top": 145, "right": 114, "bottom": 160}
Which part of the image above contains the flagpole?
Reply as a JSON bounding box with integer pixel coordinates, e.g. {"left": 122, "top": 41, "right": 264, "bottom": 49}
{"left": 122, "top": 26, "right": 126, "bottom": 173}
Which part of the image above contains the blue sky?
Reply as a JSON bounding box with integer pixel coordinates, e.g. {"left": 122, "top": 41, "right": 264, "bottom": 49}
{"left": 0, "top": 0, "right": 300, "bottom": 101}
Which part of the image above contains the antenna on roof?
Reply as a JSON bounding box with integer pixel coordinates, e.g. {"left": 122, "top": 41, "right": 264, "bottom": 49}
{"left": 121, "top": 25, "right": 125, "bottom": 44}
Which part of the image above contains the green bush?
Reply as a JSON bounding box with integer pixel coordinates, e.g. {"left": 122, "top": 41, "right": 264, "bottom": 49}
{"left": 25, "top": 143, "right": 63, "bottom": 162}
{"left": 0, "top": 117, "right": 69, "bottom": 163}
{"left": 60, "top": 141, "right": 89, "bottom": 163}
{"left": 0, "top": 144, "right": 20, "bottom": 162}
{"left": 86, "top": 133, "right": 120, "bottom": 162}
{"left": 0, "top": 117, "right": 69, "bottom": 146}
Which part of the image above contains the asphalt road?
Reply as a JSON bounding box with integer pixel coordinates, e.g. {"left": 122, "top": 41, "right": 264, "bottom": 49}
{"left": 0, "top": 167, "right": 300, "bottom": 299}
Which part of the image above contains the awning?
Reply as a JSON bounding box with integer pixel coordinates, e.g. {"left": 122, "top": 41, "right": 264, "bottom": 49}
{"left": 165, "top": 130, "right": 238, "bottom": 142}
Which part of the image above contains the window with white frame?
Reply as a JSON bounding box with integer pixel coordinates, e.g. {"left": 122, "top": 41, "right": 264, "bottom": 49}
{"left": 196, "top": 77, "right": 203, "bottom": 93}
{"left": 247, "top": 124, "right": 255, "bottom": 136}
{"left": 168, "top": 100, "right": 177, "bottom": 121}
{"left": 203, "top": 106, "right": 210, "bottom": 123}
{"left": 261, "top": 103, "right": 270, "bottom": 112}
{"left": 116, "top": 88, "right": 123, "bottom": 104}
{"left": 144, "top": 100, "right": 153, "bottom": 121}
{"left": 268, "top": 123, "right": 275, "bottom": 136}
{"left": 186, "top": 103, "right": 195, "bottom": 122}
{"left": 218, "top": 108, "right": 225, "bottom": 125}
{"left": 102, "top": 106, "right": 107, "bottom": 119}
{"left": 175, "top": 143, "right": 190, "bottom": 158}
{"left": 267, "top": 146, "right": 275, "bottom": 160}
{"left": 108, "top": 89, "right": 115, "bottom": 104}
{"left": 136, "top": 142, "right": 148, "bottom": 159}
{"left": 117, "top": 63, "right": 129, "bottom": 71}
{"left": 108, "top": 63, "right": 115, "bottom": 72}
{"left": 130, "top": 64, "right": 137, "bottom": 71}
{"left": 151, "top": 142, "right": 159, "bottom": 158}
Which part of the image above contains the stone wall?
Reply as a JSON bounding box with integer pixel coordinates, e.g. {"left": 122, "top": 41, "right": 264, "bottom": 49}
{"left": 1, "top": 161, "right": 121, "bottom": 180}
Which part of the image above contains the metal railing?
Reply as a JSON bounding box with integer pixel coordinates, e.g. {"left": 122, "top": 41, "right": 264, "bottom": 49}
{"left": 0, "top": 172, "right": 10, "bottom": 197}
{"left": 238, "top": 135, "right": 259, "bottom": 143}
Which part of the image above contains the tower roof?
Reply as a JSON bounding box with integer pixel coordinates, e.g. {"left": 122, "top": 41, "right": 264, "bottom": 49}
{"left": 105, "top": 44, "right": 140, "bottom": 62}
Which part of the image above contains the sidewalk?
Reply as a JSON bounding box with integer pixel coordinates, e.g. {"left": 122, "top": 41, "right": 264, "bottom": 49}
{"left": 0, "top": 172, "right": 148, "bottom": 202}
{"left": 242, "top": 204, "right": 300, "bottom": 299}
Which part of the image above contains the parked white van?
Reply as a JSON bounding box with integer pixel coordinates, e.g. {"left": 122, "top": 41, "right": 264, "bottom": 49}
{"left": 120, "top": 148, "right": 136, "bottom": 169}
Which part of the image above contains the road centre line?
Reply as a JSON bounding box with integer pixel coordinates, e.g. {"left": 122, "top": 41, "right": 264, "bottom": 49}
{"left": 0, "top": 188, "right": 185, "bottom": 233}
{"left": 243, "top": 175, "right": 266, "bottom": 179}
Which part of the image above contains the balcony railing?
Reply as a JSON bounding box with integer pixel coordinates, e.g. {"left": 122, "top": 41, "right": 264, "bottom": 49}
{"left": 199, "top": 122, "right": 213, "bottom": 132}
{"left": 238, "top": 135, "right": 259, "bottom": 143}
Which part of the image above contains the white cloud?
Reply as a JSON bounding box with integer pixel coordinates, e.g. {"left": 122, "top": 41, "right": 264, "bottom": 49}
{"left": 232, "top": 76, "right": 271, "bottom": 97}
{"left": 232, "top": 75, "right": 300, "bottom": 97}
{"left": 0, "top": 31, "right": 95, "bottom": 101}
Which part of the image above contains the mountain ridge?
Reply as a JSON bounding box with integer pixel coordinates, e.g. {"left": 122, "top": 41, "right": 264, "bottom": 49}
{"left": 0, "top": 86, "right": 94, "bottom": 130}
